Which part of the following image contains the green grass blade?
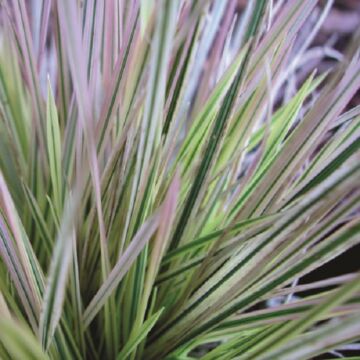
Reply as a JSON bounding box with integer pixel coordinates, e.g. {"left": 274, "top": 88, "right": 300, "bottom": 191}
{"left": 46, "top": 80, "right": 63, "bottom": 215}
{"left": 0, "top": 318, "right": 49, "bottom": 360}
{"left": 116, "top": 308, "right": 163, "bottom": 360}
{"left": 39, "top": 196, "right": 77, "bottom": 350}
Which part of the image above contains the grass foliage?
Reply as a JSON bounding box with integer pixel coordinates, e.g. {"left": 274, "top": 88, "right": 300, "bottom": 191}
{"left": 0, "top": 0, "right": 360, "bottom": 359}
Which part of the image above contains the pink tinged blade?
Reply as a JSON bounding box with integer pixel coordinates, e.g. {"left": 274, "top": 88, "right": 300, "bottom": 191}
{"left": 38, "top": 0, "right": 51, "bottom": 69}
{"left": 83, "top": 212, "right": 161, "bottom": 327}
{"left": 57, "top": 0, "right": 108, "bottom": 253}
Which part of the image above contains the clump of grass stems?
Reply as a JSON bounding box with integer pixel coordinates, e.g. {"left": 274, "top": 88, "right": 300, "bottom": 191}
{"left": 0, "top": 0, "right": 360, "bottom": 359}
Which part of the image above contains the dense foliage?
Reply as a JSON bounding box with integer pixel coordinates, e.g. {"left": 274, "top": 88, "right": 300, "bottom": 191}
{"left": 0, "top": 0, "right": 359, "bottom": 359}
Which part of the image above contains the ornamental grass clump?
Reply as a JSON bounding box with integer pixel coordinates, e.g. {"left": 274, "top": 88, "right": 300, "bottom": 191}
{"left": 0, "top": 0, "right": 360, "bottom": 359}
